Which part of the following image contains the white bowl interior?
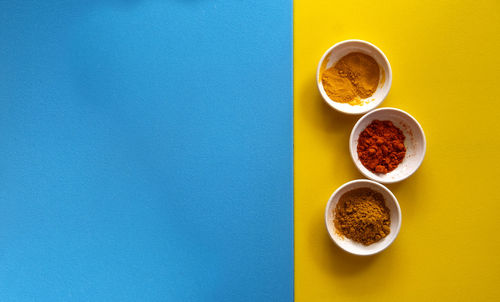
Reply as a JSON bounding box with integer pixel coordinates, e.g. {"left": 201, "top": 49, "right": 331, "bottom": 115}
{"left": 325, "top": 179, "right": 401, "bottom": 255}
{"left": 350, "top": 108, "right": 426, "bottom": 183}
{"left": 317, "top": 40, "right": 392, "bottom": 115}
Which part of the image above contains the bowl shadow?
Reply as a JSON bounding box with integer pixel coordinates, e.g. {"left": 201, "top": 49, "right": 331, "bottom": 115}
{"left": 298, "top": 76, "right": 360, "bottom": 134}
{"left": 298, "top": 75, "right": 364, "bottom": 179}
{"left": 309, "top": 207, "right": 380, "bottom": 277}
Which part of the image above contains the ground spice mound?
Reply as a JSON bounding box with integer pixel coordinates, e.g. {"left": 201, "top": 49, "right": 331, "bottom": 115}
{"left": 321, "top": 52, "right": 380, "bottom": 105}
{"left": 334, "top": 188, "right": 391, "bottom": 245}
{"left": 357, "top": 120, "right": 406, "bottom": 174}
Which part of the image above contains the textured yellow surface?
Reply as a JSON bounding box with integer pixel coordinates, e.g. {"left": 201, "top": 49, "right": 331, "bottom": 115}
{"left": 294, "top": 1, "right": 500, "bottom": 301}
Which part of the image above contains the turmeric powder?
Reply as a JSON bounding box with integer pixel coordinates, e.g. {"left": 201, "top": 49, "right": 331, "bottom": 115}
{"left": 321, "top": 52, "right": 380, "bottom": 106}
{"left": 334, "top": 188, "right": 390, "bottom": 245}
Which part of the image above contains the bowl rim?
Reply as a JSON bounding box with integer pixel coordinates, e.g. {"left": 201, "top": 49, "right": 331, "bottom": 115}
{"left": 324, "top": 179, "right": 402, "bottom": 256}
{"left": 349, "top": 107, "right": 427, "bottom": 184}
{"left": 316, "top": 39, "right": 393, "bottom": 115}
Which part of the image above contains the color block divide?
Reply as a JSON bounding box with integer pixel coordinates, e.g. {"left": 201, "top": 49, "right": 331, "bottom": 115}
{"left": 1, "top": 0, "right": 500, "bottom": 301}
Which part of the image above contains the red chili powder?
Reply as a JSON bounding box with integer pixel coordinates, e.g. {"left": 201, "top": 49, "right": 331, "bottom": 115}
{"left": 357, "top": 120, "right": 406, "bottom": 174}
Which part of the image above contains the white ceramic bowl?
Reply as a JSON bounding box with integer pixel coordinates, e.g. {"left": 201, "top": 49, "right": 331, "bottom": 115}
{"left": 350, "top": 107, "right": 426, "bottom": 183}
{"left": 317, "top": 40, "right": 392, "bottom": 115}
{"left": 325, "top": 179, "right": 402, "bottom": 256}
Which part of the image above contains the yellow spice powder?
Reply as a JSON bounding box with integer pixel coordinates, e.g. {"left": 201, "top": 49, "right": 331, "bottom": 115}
{"left": 321, "top": 52, "right": 380, "bottom": 105}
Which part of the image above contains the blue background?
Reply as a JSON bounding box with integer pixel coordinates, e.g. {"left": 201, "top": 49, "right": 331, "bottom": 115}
{"left": 0, "top": 1, "right": 292, "bottom": 300}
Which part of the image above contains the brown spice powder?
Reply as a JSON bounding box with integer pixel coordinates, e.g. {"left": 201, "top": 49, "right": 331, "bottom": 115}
{"left": 334, "top": 188, "right": 391, "bottom": 245}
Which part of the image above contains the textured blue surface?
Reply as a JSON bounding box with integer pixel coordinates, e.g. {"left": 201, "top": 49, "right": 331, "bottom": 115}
{"left": 0, "top": 1, "right": 292, "bottom": 301}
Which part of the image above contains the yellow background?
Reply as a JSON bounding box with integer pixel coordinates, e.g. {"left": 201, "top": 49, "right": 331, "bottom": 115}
{"left": 294, "top": 0, "right": 500, "bottom": 301}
